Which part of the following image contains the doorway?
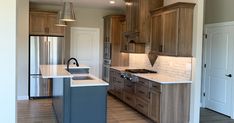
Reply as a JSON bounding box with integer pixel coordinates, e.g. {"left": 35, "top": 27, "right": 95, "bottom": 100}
{"left": 70, "top": 27, "right": 100, "bottom": 77}
{"left": 202, "top": 22, "right": 234, "bottom": 121}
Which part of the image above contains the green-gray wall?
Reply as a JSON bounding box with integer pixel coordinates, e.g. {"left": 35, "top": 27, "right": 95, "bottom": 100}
{"left": 205, "top": 0, "right": 234, "bottom": 24}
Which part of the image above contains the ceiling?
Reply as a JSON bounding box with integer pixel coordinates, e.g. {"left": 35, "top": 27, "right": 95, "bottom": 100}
{"left": 30, "top": 0, "right": 125, "bottom": 10}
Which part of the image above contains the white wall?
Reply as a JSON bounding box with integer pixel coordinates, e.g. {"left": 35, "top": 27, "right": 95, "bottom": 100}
{"left": 68, "top": 7, "right": 123, "bottom": 77}
{"left": 205, "top": 0, "right": 234, "bottom": 24}
{"left": 163, "top": 1, "right": 204, "bottom": 123}
{"left": 0, "top": 0, "right": 16, "bottom": 122}
{"left": 17, "top": 0, "right": 29, "bottom": 100}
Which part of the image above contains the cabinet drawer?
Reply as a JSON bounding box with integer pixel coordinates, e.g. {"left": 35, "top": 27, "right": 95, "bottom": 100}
{"left": 136, "top": 84, "right": 149, "bottom": 101}
{"left": 138, "top": 78, "right": 150, "bottom": 87}
{"left": 124, "top": 81, "right": 135, "bottom": 94}
{"left": 151, "top": 82, "right": 161, "bottom": 92}
{"left": 136, "top": 98, "right": 149, "bottom": 116}
{"left": 124, "top": 93, "right": 135, "bottom": 107}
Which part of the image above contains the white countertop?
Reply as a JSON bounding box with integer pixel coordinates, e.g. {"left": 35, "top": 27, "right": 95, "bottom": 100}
{"left": 40, "top": 64, "right": 109, "bottom": 87}
{"left": 110, "top": 66, "right": 192, "bottom": 84}
{"left": 70, "top": 74, "right": 109, "bottom": 87}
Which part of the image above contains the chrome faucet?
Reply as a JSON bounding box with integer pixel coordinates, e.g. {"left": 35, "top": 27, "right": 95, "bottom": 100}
{"left": 67, "top": 57, "right": 79, "bottom": 72}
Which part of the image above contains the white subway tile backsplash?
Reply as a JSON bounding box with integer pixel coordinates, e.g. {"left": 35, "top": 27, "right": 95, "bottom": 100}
{"left": 129, "top": 54, "right": 192, "bottom": 81}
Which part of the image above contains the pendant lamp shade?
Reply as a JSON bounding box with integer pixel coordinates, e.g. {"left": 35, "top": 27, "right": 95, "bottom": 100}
{"left": 61, "top": 2, "right": 76, "bottom": 21}
{"left": 55, "top": 11, "right": 67, "bottom": 26}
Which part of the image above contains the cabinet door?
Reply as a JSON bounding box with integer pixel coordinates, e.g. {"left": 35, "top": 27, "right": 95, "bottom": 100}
{"left": 132, "top": 0, "right": 140, "bottom": 32}
{"left": 109, "top": 70, "right": 115, "bottom": 94}
{"left": 149, "top": 91, "right": 161, "bottom": 123}
{"left": 126, "top": 2, "right": 132, "bottom": 32}
{"left": 47, "top": 14, "right": 64, "bottom": 36}
{"left": 30, "top": 12, "right": 47, "bottom": 35}
{"left": 120, "top": 20, "right": 128, "bottom": 52}
{"left": 151, "top": 14, "right": 163, "bottom": 53}
{"left": 162, "top": 9, "right": 179, "bottom": 55}
{"left": 104, "top": 17, "right": 111, "bottom": 42}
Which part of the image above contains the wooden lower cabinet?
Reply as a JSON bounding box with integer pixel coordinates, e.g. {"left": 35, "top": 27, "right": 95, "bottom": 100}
{"left": 109, "top": 69, "right": 124, "bottom": 100}
{"left": 109, "top": 68, "right": 190, "bottom": 123}
{"left": 149, "top": 88, "right": 161, "bottom": 123}
{"left": 149, "top": 83, "right": 191, "bottom": 123}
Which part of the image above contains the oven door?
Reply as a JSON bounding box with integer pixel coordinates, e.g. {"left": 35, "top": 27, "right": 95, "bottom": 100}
{"left": 102, "top": 63, "right": 110, "bottom": 82}
{"left": 104, "top": 42, "right": 112, "bottom": 59}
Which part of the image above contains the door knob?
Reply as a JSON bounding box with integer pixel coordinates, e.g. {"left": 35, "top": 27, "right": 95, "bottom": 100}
{"left": 225, "top": 74, "right": 232, "bottom": 78}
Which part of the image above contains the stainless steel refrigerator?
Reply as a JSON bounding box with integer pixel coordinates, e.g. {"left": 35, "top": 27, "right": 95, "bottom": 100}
{"left": 29, "top": 36, "right": 64, "bottom": 98}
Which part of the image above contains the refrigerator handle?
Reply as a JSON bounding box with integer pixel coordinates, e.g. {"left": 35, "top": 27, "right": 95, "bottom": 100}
{"left": 48, "top": 40, "right": 50, "bottom": 64}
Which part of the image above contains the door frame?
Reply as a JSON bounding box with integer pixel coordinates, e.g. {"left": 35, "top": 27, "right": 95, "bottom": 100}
{"left": 70, "top": 27, "right": 100, "bottom": 77}
{"left": 202, "top": 21, "right": 234, "bottom": 118}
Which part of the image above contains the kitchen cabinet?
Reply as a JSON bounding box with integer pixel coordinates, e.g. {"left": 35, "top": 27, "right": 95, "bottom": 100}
{"left": 150, "top": 3, "right": 195, "bottom": 56}
{"left": 120, "top": 20, "right": 128, "bottom": 52}
{"left": 103, "top": 15, "right": 129, "bottom": 66}
{"left": 122, "top": 0, "right": 163, "bottom": 53}
{"left": 109, "top": 68, "right": 191, "bottom": 123}
{"left": 149, "top": 82, "right": 191, "bottom": 123}
{"left": 30, "top": 11, "right": 64, "bottom": 36}
{"left": 109, "top": 69, "right": 124, "bottom": 100}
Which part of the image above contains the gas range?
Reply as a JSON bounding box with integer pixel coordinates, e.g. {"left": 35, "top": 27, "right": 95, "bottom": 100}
{"left": 121, "top": 69, "right": 157, "bottom": 82}
{"left": 125, "top": 69, "right": 157, "bottom": 74}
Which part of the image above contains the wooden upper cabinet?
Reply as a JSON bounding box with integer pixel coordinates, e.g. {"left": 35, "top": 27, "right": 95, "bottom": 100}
{"left": 104, "top": 17, "right": 111, "bottom": 42}
{"left": 125, "top": 0, "right": 163, "bottom": 42}
{"left": 30, "top": 11, "right": 64, "bottom": 36}
{"left": 29, "top": 12, "right": 47, "bottom": 35}
{"left": 151, "top": 14, "right": 162, "bottom": 53}
{"left": 151, "top": 2, "right": 195, "bottom": 57}
{"left": 163, "top": 9, "right": 178, "bottom": 55}
{"left": 47, "top": 14, "right": 64, "bottom": 36}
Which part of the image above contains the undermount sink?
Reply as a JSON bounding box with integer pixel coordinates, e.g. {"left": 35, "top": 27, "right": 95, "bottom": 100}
{"left": 72, "top": 76, "right": 94, "bottom": 80}
{"left": 66, "top": 68, "right": 89, "bottom": 74}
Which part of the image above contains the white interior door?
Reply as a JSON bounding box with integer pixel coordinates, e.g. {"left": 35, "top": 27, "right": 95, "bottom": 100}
{"left": 71, "top": 27, "right": 100, "bottom": 77}
{"left": 204, "top": 25, "right": 234, "bottom": 116}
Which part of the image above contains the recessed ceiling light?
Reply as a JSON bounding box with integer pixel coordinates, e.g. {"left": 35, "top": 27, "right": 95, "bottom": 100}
{"left": 109, "top": 0, "right": 115, "bottom": 4}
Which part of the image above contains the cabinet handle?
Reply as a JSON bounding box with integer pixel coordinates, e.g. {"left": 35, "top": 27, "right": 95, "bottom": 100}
{"left": 139, "top": 81, "right": 145, "bottom": 85}
{"left": 138, "top": 90, "right": 145, "bottom": 94}
{"left": 148, "top": 92, "right": 151, "bottom": 99}
{"left": 45, "top": 27, "right": 49, "bottom": 33}
{"left": 159, "top": 45, "right": 163, "bottom": 52}
{"left": 126, "top": 97, "right": 131, "bottom": 100}
{"left": 137, "top": 104, "right": 144, "bottom": 108}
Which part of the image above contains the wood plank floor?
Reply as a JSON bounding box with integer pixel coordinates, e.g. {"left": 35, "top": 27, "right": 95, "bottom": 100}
{"left": 18, "top": 96, "right": 234, "bottom": 123}
{"left": 200, "top": 108, "right": 234, "bottom": 123}
{"left": 17, "top": 95, "right": 153, "bottom": 123}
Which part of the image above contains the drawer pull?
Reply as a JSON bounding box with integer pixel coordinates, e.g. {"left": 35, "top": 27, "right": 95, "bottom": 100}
{"left": 137, "top": 104, "right": 144, "bottom": 108}
{"left": 138, "top": 90, "right": 145, "bottom": 94}
{"left": 127, "top": 85, "right": 132, "bottom": 87}
{"left": 126, "top": 97, "right": 131, "bottom": 100}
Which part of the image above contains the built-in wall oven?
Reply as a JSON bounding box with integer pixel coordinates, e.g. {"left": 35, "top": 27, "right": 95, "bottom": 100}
{"left": 103, "top": 42, "right": 112, "bottom": 82}
{"left": 104, "top": 42, "right": 111, "bottom": 59}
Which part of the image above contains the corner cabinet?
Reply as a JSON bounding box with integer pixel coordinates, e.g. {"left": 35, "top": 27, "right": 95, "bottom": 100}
{"left": 30, "top": 11, "right": 64, "bottom": 36}
{"left": 150, "top": 3, "right": 195, "bottom": 56}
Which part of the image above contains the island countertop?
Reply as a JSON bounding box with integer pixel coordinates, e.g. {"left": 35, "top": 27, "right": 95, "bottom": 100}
{"left": 40, "top": 64, "right": 90, "bottom": 78}
{"left": 40, "top": 64, "right": 108, "bottom": 87}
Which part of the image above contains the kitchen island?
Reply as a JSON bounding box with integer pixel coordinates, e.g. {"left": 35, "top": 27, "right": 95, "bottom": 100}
{"left": 40, "top": 65, "right": 109, "bottom": 123}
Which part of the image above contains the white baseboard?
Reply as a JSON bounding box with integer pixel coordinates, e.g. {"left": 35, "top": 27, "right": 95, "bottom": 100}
{"left": 17, "top": 96, "right": 29, "bottom": 100}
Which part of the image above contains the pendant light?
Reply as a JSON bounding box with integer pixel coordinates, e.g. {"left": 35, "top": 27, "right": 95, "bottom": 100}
{"left": 55, "top": 11, "right": 67, "bottom": 26}
{"left": 60, "top": 2, "right": 76, "bottom": 21}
